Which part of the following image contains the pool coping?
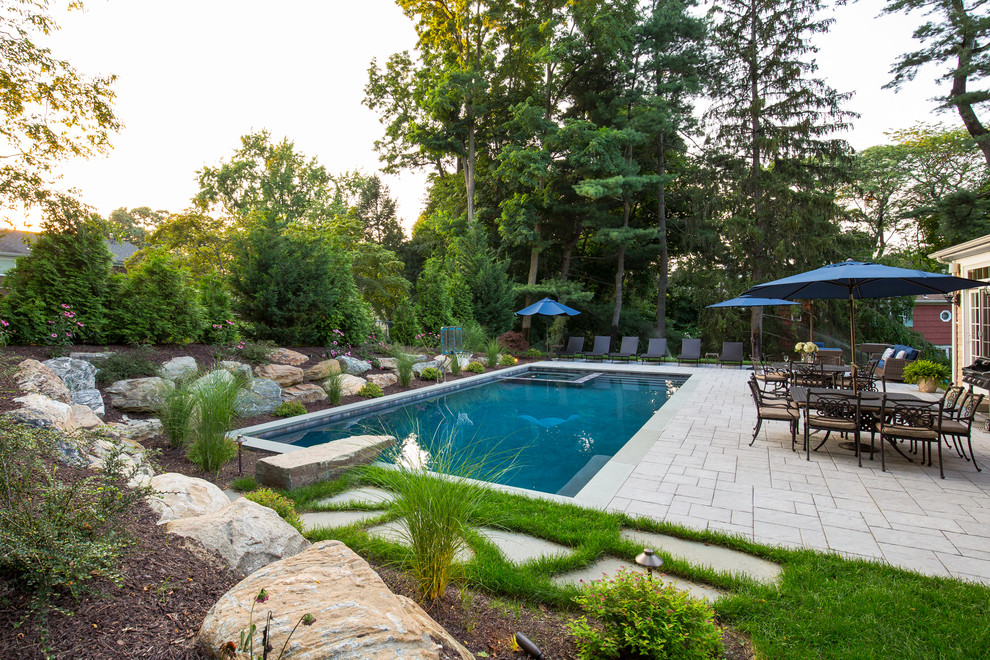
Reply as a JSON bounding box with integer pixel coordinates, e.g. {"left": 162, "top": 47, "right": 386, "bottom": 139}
{"left": 234, "top": 360, "right": 699, "bottom": 505}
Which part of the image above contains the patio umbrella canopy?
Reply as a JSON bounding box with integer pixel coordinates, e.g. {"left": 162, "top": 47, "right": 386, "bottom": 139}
{"left": 707, "top": 295, "right": 799, "bottom": 308}
{"left": 515, "top": 297, "right": 580, "bottom": 352}
{"left": 742, "top": 259, "right": 987, "bottom": 385}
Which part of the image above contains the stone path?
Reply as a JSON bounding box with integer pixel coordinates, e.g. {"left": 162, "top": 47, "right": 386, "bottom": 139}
{"left": 553, "top": 557, "right": 725, "bottom": 602}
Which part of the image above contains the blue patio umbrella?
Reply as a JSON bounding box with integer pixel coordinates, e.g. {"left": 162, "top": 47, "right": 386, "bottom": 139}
{"left": 707, "top": 295, "right": 799, "bottom": 308}
{"left": 515, "top": 297, "right": 580, "bottom": 352}
{"left": 742, "top": 259, "right": 987, "bottom": 384}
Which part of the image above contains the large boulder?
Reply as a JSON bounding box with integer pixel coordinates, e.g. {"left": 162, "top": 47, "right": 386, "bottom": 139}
{"left": 42, "top": 357, "right": 97, "bottom": 391}
{"left": 165, "top": 498, "right": 310, "bottom": 576}
{"left": 13, "top": 393, "right": 74, "bottom": 431}
{"left": 69, "top": 351, "right": 116, "bottom": 363}
{"left": 269, "top": 347, "right": 308, "bottom": 366}
{"left": 337, "top": 355, "right": 372, "bottom": 376}
{"left": 198, "top": 540, "right": 473, "bottom": 660}
{"left": 219, "top": 360, "right": 253, "bottom": 381}
{"left": 15, "top": 359, "right": 71, "bottom": 404}
{"left": 147, "top": 473, "right": 231, "bottom": 524}
{"left": 70, "top": 404, "right": 103, "bottom": 429}
{"left": 366, "top": 372, "right": 398, "bottom": 388}
{"left": 377, "top": 357, "right": 398, "bottom": 370}
{"left": 107, "top": 416, "right": 164, "bottom": 443}
{"left": 254, "top": 364, "right": 304, "bottom": 387}
{"left": 159, "top": 356, "right": 199, "bottom": 380}
{"left": 412, "top": 360, "right": 441, "bottom": 377}
{"left": 235, "top": 378, "right": 282, "bottom": 417}
{"left": 334, "top": 374, "right": 368, "bottom": 397}
{"left": 281, "top": 383, "right": 327, "bottom": 404}
{"left": 191, "top": 369, "right": 236, "bottom": 391}
{"left": 70, "top": 388, "right": 105, "bottom": 416}
{"left": 105, "top": 377, "right": 169, "bottom": 413}
{"left": 303, "top": 359, "right": 340, "bottom": 381}
{"left": 255, "top": 435, "right": 395, "bottom": 490}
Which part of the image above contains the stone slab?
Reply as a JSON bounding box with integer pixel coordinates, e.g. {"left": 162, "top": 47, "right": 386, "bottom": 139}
{"left": 301, "top": 510, "right": 385, "bottom": 531}
{"left": 314, "top": 487, "right": 396, "bottom": 508}
{"left": 477, "top": 527, "right": 572, "bottom": 564}
{"left": 255, "top": 435, "right": 395, "bottom": 490}
{"left": 621, "top": 529, "right": 781, "bottom": 584}
{"left": 365, "top": 519, "right": 473, "bottom": 563}
{"left": 553, "top": 557, "right": 725, "bottom": 602}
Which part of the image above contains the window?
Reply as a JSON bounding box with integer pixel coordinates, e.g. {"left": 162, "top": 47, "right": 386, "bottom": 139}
{"left": 971, "top": 289, "right": 990, "bottom": 358}
{"left": 940, "top": 310, "right": 952, "bottom": 322}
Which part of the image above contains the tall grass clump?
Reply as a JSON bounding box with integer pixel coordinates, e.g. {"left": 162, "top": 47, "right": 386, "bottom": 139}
{"left": 449, "top": 353, "right": 461, "bottom": 376}
{"left": 462, "top": 322, "right": 488, "bottom": 353}
{"left": 157, "top": 375, "right": 198, "bottom": 448}
{"left": 393, "top": 348, "right": 415, "bottom": 387}
{"left": 324, "top": 371, "right": 344, "bottom": 405}
{"left": 483, "top": 338, "right": 503, "bottom": 367}
{"left": 187, "top": 370, "right": 246, "bottom": 472}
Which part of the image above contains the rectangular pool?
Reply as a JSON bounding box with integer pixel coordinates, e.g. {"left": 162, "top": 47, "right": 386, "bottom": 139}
{"left": 248, "top": 368, "right": 687, "bottom": 497}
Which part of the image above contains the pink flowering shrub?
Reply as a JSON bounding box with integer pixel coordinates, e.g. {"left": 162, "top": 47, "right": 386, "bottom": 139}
{"left": 42, "top": 303, "right": 83, "bottom": 347}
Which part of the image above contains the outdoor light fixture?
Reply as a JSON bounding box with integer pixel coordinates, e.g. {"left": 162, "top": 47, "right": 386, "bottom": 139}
{"left": 635, "top": 548, "right": 663, "bottom": 580}
{"left": 514, "top": 632, "right": 544, "bottom": 659}
{"left": 235, "top": 434, "right": 244, "bottom": 475}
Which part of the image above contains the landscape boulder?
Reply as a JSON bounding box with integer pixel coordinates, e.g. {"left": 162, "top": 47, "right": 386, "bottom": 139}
{"left": 333, "top": 374, "right": 368, "bottom": 397}
{"left": 12, "top": 393, "right": 74, "bottom": 431}
{"left": 377, "top": 357, "right": 398, "bottom": 370}
{"left": 71, "top": 388, "right": 105, "bottom": 416}
{"left": 281, "top": 383, "right": 327, "bottom": 404}
{"left": 15, "top": 359, "right": 71, "bottom": 404}
{"left": 366, "top": 372, "right": 398, "bottom": 388}
{"left": 254, "top": 364, "right": 304, "bottom": 387}
{"left": 413, "top": 360, "right": 441, "bottom": 377}
{"left": 42, "top": 357, "right": 98, "bottom": 391}
{"left": 219, "top": 360, "right": 253, "bottom": 381}
{"left": 337, "top": 355, "right": 372, "bottom": 376}
{"left": 165, "top": 498, "right": 310, "bottom": 576}
{"left": 69, "top": 351, "right": 116, "bottom": 363}
{"left": 70, "top": 404, "right": 103, "bottom": 429}
{"left": 235, "top": 378, "right": 282, "bottom": 417}
{"left": 198, "top": 540, "right": 473, "bottom": 660}
{"left": 303, "top": 359, "right": 339, "bottom": 381}
{"left": 105, "top": 377, "right": 169, "bottom": 413}
{"left": 159, "top": 356, "right": 199, "bottom": 380}
{"left": 147, "top": 473, "right": 231, "bottom": 524}
{"left": 107, "top": 416, "right": 164, "bottom": 443}
{"left": 269, "top": 347, "right": 308, "bottom": 366}
{"left": 255, "top": 435, "right": 395, "bottom": 490}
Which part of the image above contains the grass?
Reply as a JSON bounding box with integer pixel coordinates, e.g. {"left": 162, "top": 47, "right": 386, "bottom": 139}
{"left": 186, "top": 370, "right": 245, "bottom": 472}
{"left": 296, "top": 467, "right": 990, "bottom": 658}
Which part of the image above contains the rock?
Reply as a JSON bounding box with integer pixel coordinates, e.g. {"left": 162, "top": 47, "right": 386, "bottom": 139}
{"left": 105, "top": 377, "right": 170, "bottom": 413}
{"left": 15, "top": 359, "right": 71, "bottom": 404}
{"left": 108, "top": 416, "right": 163, "bottom": 443}
{"left": 269, "top": 347, "right": 308, "bottom": 366}
{"left": 12, "top": 393, "right": 74, "bottom": 430}
{"left": 70, "top": 388, "right": 105, "bottom": 416}
{"left": 54, "top": 438, "right": 88, "bottom": 467}
{"left": 367, "top": 372, "right": 398, "bottom": 388}
{"left": 303, "top": 359, "right": 340, "bottom": 381}
{"left": 198, "top": 540, "right": 473, "bottom": 660}
{"left": 147, "top": 473, "right": 231, "bottom": 524}
{"left": 165, "top": 498, "right": 310, "bottom": 576}
{"left": 281, "top": 383, "right": 327, "bottom": 404}
{"left": 254, "top": 364, "right": 304, "bottom": 387}
{"left": 42, "top": 357, "right": 98, "bottom": 391}
{"left": 338, "top": 355, "right": 372, "bottom": 376}
{"left": 331, "top": 373, "right": 368, "bottom": 397}
{"left": 256, "top": 435, "right": 395, "bottom": 490}
{"left": 405, "top": 354, "right": 428, "bottom": 363}
{"left": 159, "top": 356, "right": 198, "bottom": 380}
{"left": 235, "top": 378, "right": 282, "bottom": 417}
{"left": 433, "top": 354, "right": 452, "bottom": 370}
{"left": 69, "top": 351, "right": 116, "bottom": 363}
{"left": 70, "top": 404, "right": 103, "bottom": 429}
{"left": 191, "top": 369, "right": 236, "bottom": 392}
{"left": 3, "top": 408, "right": 57, "bottom": 429}
{"left": 219, "top": 360, "right": 253, "bottom": 381}
{"left": 413, "top": 360, "right": 441, "bottom": 376}
{"left": 378, "top": 357, "right": 398, "bottom": 370}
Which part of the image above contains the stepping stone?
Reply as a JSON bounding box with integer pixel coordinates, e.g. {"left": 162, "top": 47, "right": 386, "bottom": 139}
{"left": 365, "top": 519, "right": 473, "bottom": 563}
{"left": 553, "top": 557, "right": 724, "bottom": 602}
{"left": 477, "top": 527, "right": 571, "bottom": 564}
{"left": 301, "top": 510, "right": 384, "bottom": 532}
{"left": 314, "top": 487, "right": 396, "bottom": 508}
{"left": 621, "top": 529, "right": 782, "bottom": 584}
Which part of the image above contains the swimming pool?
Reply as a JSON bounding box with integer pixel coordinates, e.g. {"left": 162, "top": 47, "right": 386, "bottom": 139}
{"left": 249, "top": 368, "right": 688, "bottom": 497}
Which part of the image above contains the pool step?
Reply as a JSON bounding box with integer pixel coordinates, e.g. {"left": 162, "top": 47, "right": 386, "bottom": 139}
{"left": 557, "top": 455, "right": 610, "bottom": 497}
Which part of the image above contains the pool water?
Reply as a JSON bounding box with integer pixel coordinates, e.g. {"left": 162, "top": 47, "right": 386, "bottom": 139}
{"left": 263, "top": 371, "right": 686, "bottom": 496}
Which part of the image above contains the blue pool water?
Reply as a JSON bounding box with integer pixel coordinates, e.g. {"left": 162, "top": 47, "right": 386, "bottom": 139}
{"left": 262, "top": 370, "right": 686, "bottom": 496}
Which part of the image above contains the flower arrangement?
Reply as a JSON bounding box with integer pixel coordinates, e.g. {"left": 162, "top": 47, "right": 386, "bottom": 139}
{"left": 794, "top": 341, "right": 819, "bottom": 362}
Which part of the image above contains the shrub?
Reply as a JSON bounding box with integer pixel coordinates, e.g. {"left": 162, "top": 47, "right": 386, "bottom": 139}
{"left": 232, "top": 475, "right": 258, "bottom": 492}
{"left": 323, "top": 372, "right": 344, "bottom": 405}
{"left": 523, "top": 348, "right": 544, "bottom": 358}
{"left": 497, "top": 330, "right": 529, "bottom": 353}
{"left": 94, "top": 346, "right": 160, "bottom": 387}
{"left": 461, "top": 321, "right": 489, "bottom": 353}
{"left": 389, "top": 301, "right": 421, "bottom": 346}
{"left": 110, "top": 249, "right": 205, "bottom": 343}
{"left": 498, "top": 354, "right": 516, "bottom": 367}
{"left": 273, "top": 401, "right": 308, "bottom": 417}
{"left": 236, "top": 339, "right": 277, "bottom": 364}
{"left": 187, "top": 371, "right": 245, "bottom": 472}
{"left": 244, "top": 488, "right": 303, "bottom": 532}
{"left": 0, "top": 316, "right": 11, "bottom": 346}
{"left": 465, "top": 361, "right": 485, "bottom": 374}
{"left": 420, "top": 366, "right": 440, "bottom": 381}
{"left": 449, "top": 354, "right": 462, "bottom": 376}
{"left": 568, "top": 568, "right": 724, "bottom": 660}
{"left": 358, "top": 382, "right": 384, "bottom": 398}
{"left": 415, "top": 257, "right": 454, "bottom": 333}
{"left": 483, "top": 338, "right": 502, "bottom": 368}
{"left": 394, "top": 349, "right": 415, "bottom": 387}
{"left": 902, "top": 359, "right": 951, "bottom": 385}
{"left": 158, "top": 375, "right": 198, "bottom": 448}
{"left": 197, "top": 273, "right": 239, "bottom": 344}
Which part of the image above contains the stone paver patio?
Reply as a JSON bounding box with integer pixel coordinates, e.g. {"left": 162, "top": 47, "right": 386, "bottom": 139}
{"left": 600, "top": 363, "right": 990, "bottom": 584}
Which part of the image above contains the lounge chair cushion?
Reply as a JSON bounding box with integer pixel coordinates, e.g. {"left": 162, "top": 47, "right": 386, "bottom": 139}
{"left": 807, "top": 415, "right": 857, "bottom": 431}
{"left": 875, "top": 423, "right": 937, "bottom": 440}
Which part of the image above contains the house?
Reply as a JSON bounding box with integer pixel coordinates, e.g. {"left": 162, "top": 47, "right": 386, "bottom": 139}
{"left": 930, "top": 233, "right": 990, "bottom": 385}
{"left": 0, "top": 229, "right": 139, "bottom": 283}
{"left": 908, "top": 294, "right": 952, "bottom": 358}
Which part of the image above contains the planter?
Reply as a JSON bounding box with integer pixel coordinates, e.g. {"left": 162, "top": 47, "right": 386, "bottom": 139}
{"left": 917, "top": 378, "right": 937, "bottom": 393}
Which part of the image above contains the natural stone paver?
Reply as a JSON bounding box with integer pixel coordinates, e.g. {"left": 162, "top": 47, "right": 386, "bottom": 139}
{"left": 620, "top": 529, "right": 781, "bottom": 584}
{"left": 365, "top": 519, "right": 474, "bottom": 563}
{"left": 595, "top": 363, "right": 990, "bottom": 584}
{"left": 255, "top": 435, "right": 395, "bottom": 490}
{"left": 553, "top": 557, "right": 725, "bottom": 602}
{"left": 314, "top": 487, "right": 396, "bottom": 508}
{"left": 477, "top": 527, "right": 572, "bottom": 564}
{"left": 301, "top": 510, "right": 385, "bottom": 531}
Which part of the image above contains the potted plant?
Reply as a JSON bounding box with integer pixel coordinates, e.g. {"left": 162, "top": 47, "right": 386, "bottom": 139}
{"left": 902, "top": 359, "right": 951, "bottom": 393}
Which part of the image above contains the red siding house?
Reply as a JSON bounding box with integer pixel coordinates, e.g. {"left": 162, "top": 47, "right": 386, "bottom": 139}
{"left": 909, "top": 294, "right": 952, "bottom": 358}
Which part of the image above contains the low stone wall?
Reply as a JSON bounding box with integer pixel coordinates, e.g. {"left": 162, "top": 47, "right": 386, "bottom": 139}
{"left": 255, "top": 435, "right": 396, "bottom": 490}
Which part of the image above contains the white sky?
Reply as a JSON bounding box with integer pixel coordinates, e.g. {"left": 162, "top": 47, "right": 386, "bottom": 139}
{"left": 3, "top": 0, "right": 950, "bottom": 232}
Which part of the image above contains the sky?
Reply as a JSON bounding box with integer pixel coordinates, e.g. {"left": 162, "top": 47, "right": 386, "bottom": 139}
{"left": 4, "top": 0, "right": 948, "bottom": 233}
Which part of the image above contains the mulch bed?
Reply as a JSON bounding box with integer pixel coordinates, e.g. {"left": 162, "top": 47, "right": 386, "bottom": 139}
{"left": 0, "top": 343, "right": 754, "bottom": 659}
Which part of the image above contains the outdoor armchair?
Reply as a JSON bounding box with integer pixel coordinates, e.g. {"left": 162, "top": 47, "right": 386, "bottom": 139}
{"left": 608, "top": 336, "right": 640, "bottom": 362}
{"left": 583, "top": 335, "right": 611, "bottom": 361}
{"left": 718, "top": 341, "right": 745, "bottom": 368}
{"left": 940, "top": 391, "right": 985, "bottom": 472}
{"left": 558, "top": 336, "right": 585, "bottom": 360}
{"left": 879, "top": 358, "right": 911, "bottom": 389}
{"left": 755, "top": 358, "right": 789, "bottom": 394}
{"left": 803, "top": 388, "right": 861, "bottom": 464}
{"left": 875, "top": 396, "right": 945, "bottom": 478}
{"left": 639, "top": 338, "right": 668, "bottom": 363}
{"left": 748, "top": 377, "right": 799, "bottom": 449}
{"left": 676, "top": 338, "right": 702, "bottom": 365}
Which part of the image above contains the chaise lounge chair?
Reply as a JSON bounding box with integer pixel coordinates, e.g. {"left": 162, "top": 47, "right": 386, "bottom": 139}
{"left": 718, "top": 341, "right": 744, "bottom": 368}
{"left": 677, "top": 338, "right": 702, "bottom": 365}
{"left": 583, "top": 335, "right": 611, "bottom": 361}
{"left": 608, "top": 336, "right": 639, "bottom": 362}
{"left": 639, "top": 338, "right": 668, "bottom": 364}
{"left": 558, "top": 336, "right": 585, "bottom": 360}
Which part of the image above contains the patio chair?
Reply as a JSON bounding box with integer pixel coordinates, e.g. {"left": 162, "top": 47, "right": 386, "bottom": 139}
{"left": 836, "top": 359, "right": 879, "bottom": 392}
{"left": 718, "top": 341, "right": 744, "bottom": 368}
{"left": 755, "top": 357, "right": 789, "bottom": 394}
{"left": 791, "top": 362, "right": 834, "bottom": 388}
{"left": 816, "top": 353, "right": 844, "bottom": 366}
{"left": 639, "top": 338, "right": 668, "bottom": 363}
{"left": 608, "top": 336, "right": 640, "bottom": 362}
{"left": 803, "top": 388, "right": 861, "bottom": 464}
{"left": 558, "top": 336, "right": 585, "bottom": 360}
{"left": 875, "top": 396, "right": 945, "bottom": 478}
{"left": 583, "top": 335, "right": 611, "bottom": 361}
{"left": 748, "top": 377, "right": 799, "bottom": 449}
{"left": 676, "top": 338, "right": 702, "bottom": 365}
{"left": 940, "top": 391, "right": 985, "bottom": 471}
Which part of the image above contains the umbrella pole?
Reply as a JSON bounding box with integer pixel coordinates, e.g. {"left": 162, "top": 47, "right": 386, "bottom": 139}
{"left": 849, "top": 293, "right": 857, "bottom": 391}
{"left": 809, "top": 301, "right": 814, "bottom": 342}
